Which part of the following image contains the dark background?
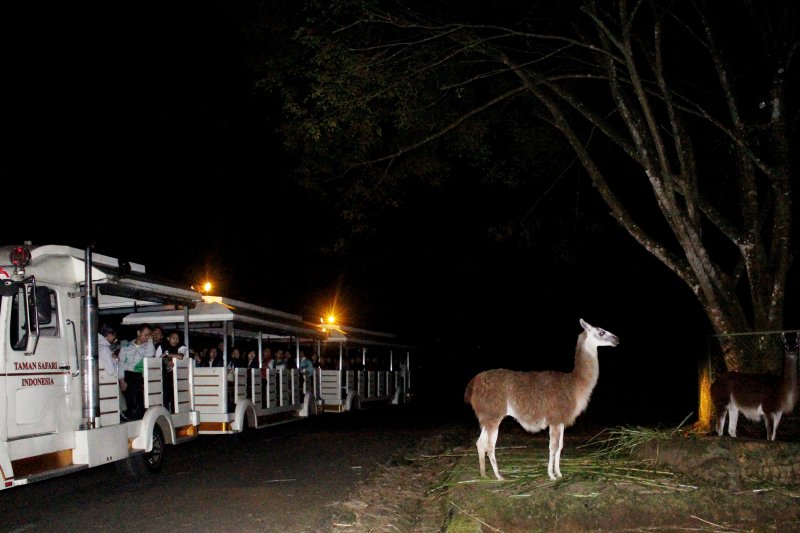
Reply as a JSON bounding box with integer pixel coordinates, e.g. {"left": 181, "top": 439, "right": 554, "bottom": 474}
{"left": 6, "top": 3, "right": 798, "bottom": 426}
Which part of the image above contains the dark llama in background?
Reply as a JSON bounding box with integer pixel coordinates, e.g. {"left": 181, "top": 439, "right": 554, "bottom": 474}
{"left": 464, "top": 319, "right": 619, "bottom": 481}
{"left": 712, "top": 332, "right": 799, "bottom": 441}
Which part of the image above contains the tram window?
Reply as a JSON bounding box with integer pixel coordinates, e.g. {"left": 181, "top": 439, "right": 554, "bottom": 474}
{"left": 38, "top": 288, "right": 60, "bottom": 337}
{"left": 9, "top": 285, "right": 60, "bottom": 350}
{"left": 10, "top": 286, "right": 29, "bottom": 351}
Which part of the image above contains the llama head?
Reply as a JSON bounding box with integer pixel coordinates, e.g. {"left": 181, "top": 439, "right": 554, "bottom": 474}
{"left": 579, "top": 318, "right": 620, "bottom": 349}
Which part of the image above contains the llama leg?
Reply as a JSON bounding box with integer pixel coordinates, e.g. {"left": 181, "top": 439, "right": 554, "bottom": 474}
{"left": 486, "top": 426, "right": 504, "bottom": 481}
{"left": 548, "top": 424, "right": 564, "bottom": 480}
{"left": 727, "top": 407, "right": 739, "bottom": 438}
{"left": 476, "top": 428, "right": 488, "bottom": 477}
{"left": 715, "top": 408, "right": 727, "bottom": 436}
{"left": 764, "top": 414, "right": 774, "bottom": 441}
{"left": 767, "top": 412, "right": 782, "bottom": 441}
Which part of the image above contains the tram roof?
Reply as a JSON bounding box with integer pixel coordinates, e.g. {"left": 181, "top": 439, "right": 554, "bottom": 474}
{"left": 121, "top": 296, "right": 324, "bottom": 339}
{"left": 325, "top": 326, "right": 414, "bottom": 350}
{"left": 0, "top": 244, "right": 202, "bottom": 309}
{"left": 96, "top": 272, "right": 202, "bottom": 309}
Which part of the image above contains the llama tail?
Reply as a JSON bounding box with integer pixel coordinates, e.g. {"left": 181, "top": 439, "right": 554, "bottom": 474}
{"left": 464, "top": 376, "right": 476, "bottom": 405}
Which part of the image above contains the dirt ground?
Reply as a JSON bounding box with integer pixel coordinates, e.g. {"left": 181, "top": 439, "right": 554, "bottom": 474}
{"left": 329, "top": 418, "right": 800, "bottom": 532}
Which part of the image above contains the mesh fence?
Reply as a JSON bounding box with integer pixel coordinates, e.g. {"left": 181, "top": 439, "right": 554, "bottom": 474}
{"left": 706, "top": 330, "right": 795, "bottom": 380}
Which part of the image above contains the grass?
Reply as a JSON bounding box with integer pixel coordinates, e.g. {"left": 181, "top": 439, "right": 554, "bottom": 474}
{"left": 388, "top": 417, "right": 800, "bottom": 532}
{"left": 424, "top": 414, "right": 699, "bottom": 497}
{"left": 579, "top": 413, "right": 695, "bottom": 459}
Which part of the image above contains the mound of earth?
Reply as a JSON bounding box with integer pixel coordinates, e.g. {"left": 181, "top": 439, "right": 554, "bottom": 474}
{"left": 327, "top": 421, "right": 800, "bottom": 532}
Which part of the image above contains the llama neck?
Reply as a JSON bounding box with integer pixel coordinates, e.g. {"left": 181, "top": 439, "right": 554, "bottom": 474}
{"left": 571, "top": 333, "right": 600, "bottom": 397}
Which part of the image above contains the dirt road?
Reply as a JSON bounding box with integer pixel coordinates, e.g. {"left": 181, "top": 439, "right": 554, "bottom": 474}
{"left": 0, "top": 405, "right": 453, "bottom": 533}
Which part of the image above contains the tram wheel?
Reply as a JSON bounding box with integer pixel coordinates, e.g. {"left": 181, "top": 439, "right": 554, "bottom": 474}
{"left": 116, "top": 425, "right": 165, "bottom": 477}
{"left": 143, "top": 425, "right": 165, "bottom": 473}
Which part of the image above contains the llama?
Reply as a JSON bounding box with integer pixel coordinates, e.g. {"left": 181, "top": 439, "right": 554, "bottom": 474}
{"left": 464, "top": 318, "right": 619, "bottom": 481}
{"left": 711, "top": 332, "right": 799, "bottom": 441}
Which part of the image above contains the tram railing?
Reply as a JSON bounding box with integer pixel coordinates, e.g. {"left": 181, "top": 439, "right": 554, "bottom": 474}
{"left": 174, "top": 358, "right": 193, "bottom": 413}
{"left": 316, "top": 368, "right": 402, "bottom": 411}
{"left": 143, "top": 357, "right": 164, "bottom": 409}
{"left": 98, "top": 367, "right": 120, "bottom": 427}
{"left": 193, "top": 367, "right": 226, "bottom": 414}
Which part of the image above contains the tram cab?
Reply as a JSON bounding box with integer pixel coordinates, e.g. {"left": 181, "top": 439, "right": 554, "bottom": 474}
{"left": 0, "top": 244, "right": 202, "bottom": 489}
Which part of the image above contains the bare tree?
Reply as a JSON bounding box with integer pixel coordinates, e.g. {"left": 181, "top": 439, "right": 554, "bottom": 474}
{"left": 274, "top": 0, "right": 797, "bottom": 399}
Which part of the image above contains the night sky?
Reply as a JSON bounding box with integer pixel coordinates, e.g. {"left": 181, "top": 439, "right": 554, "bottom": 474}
{"left": 7, "top": 3, "right": 799, "bottom": 426}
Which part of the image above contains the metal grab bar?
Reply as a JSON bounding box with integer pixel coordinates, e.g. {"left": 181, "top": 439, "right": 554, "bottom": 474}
{"left": 65, "top": 319, "right": 81, "bottom": 377}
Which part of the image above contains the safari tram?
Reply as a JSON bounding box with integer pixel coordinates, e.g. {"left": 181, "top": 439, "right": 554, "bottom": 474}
{"left": 0, "top": 243, "right": 412, "bottom": 490}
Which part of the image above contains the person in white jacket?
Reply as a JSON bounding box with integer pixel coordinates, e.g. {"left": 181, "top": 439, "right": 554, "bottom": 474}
{"left": 98, "top": 324, "right": 127, "bottom": 417}
{"left": 118, "top": 324, "right": 155, "bottom": 419}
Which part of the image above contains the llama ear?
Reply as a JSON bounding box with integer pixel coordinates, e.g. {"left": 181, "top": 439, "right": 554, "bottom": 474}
{"left": 579, "top": 318, "right": 590, "bottom": 331}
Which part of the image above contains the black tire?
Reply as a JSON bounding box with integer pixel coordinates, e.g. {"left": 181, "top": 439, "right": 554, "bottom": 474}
{"left": 116, "top": 425, "right": 165, "bottom": 477}
{"left": 143, "top": 425, "right": 165, "bottom": 473}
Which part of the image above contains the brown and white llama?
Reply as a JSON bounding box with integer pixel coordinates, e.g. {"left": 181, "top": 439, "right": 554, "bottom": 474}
{"left": 464, "top": 318, "right": 619, "bottom": 481}
{"left": 711, "top": 332, "right": 799, "bottom": 441}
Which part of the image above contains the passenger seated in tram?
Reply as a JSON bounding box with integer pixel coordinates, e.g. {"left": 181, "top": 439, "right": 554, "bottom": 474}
{"left": 243, "top": 350, "right": 258, "bottom": 399}
{"left": 118, "top": 323, "right": 155, "bottom": 420}
{"left": 262, "top": 348, "right": 274, "bottom": 370}
{"left": 202, "top": 347, "right": 224, "bottom": 367}
{"left": 274, "top": 350, "right": 286, "bottom": 370}
{"left": 261, "top": 348, "right": 273, "bottom": 408}
{"left": 151, "top": 326, "right": 166, "bottom": 356}
{"left": 299, "top": 350, "right": 314, "bottom": 390}
{"left": 245, "top": 350, "right": 258, "bottom": 370}
{"left": 98, "top": 324, "right": 128, "bottom": 418}
{"left": 226, "top": 347, "right": 243, "bottom": 383}
{"left": 161, "top": 330, "right": 187, "bottom": 412}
